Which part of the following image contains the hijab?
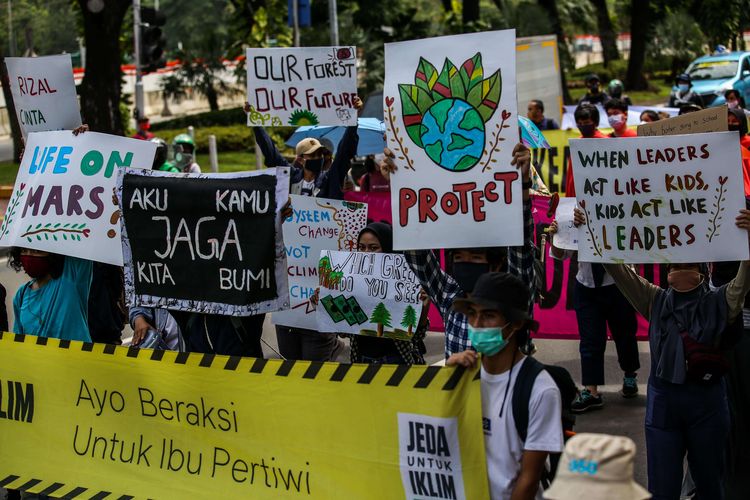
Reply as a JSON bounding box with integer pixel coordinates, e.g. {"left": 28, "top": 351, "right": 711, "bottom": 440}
{"left": 357, "top": 222, "right": 393, "bottom": 253}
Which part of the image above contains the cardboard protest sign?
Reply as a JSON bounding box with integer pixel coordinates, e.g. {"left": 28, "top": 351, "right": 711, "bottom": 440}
{"left": 119, "top": 168, "right": 290, "bottom": 316}
{"left": 571, "top": 132, "right": 748, "bottom": 263}
{"left": 274, "top": 195, "right": 367, "bottom": 329}
{"left": 552, "top": 197, "right": 579, "bottom": 251}
{"left": 384, "top": 30, "right": 521, "bottom": 250}
{"left": 316, "top": 250, "right": 423, "bottom": 339}
{"left": 5, "top": 55, "right": 82, "bottom": 139}
{"left": 0, "top": 131, "right": 155, "bottom": 265}
{"left": 637, "top": 106, "right": 728, "bottom": 137}
{"left": 245, "top": 47, "right": 358, "bottom": 127}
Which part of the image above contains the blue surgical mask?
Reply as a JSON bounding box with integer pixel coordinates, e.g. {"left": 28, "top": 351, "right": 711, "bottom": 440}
{"left": 468, "top": 323, "right": 513, "bottom": 356}
{"left": 678, "top": 84, "right": 690, "bottom": 93}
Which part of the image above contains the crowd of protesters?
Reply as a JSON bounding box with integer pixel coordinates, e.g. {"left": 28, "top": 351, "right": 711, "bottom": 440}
{"left": 5, "top": 62, "right": 750, "bottom": 500}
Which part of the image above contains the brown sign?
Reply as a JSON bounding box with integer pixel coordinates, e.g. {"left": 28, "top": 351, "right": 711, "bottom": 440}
{"left": 637, "top": 105, "right": 728, "bottom": 137}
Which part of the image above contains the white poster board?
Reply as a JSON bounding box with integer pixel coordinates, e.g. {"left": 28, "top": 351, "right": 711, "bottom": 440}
{"left": 571, "top": 132, "right": 749, "bottom": 263}
{"left": 5, "top": 55, "right": 82, "bottom": 139}
{"left": 273, "top": 195, "right": 368, "bottom": 329}
{"left": 552, "top": 197, "right": 579, "bottom": 251}
{"left": 0, "top": 131, "right": 156, "bottom": 265}
{"left": 245, "top": 46, "right": 358, "bottom": 127}
{"left": 316, "top": 250, "right": 423, "bottom": 339}
{"left": 384, "top": 30, "right": 521, "bottom": 250}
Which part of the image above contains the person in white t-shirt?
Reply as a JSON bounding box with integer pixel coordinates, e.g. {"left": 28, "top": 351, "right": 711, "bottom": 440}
{"left": 448, "top": 272, "right": 564, "bottom": 500}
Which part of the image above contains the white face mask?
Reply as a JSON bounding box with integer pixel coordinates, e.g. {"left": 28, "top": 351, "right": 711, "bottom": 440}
{"left": 608, "top": 114, "right": 626, "bottom": 128}
{"left": 728, "top": 101, "right": 739, "bottom": 109}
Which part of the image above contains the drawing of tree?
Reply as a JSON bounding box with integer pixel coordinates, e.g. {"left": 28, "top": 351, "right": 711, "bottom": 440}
{"left": 370, "top": 302, "right": 393, "bottom": 337}
{"left": 401, "top": 305, "right": 418, "bottom": 336}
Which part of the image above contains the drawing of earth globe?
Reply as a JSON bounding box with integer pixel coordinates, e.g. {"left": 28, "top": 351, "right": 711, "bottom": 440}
{"left": 420, "top": 99, "right": 485, "bottom": 172}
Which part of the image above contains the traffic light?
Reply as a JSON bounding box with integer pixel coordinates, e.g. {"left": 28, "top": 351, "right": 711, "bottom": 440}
{"left": 140, "top": 7, "right": 166, "bottom": 73}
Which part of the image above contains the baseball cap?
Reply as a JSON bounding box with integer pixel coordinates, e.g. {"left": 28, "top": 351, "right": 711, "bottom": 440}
{"left": 452, "top": 272, "right": 538, "bottom": 330}
{"left": 544, "top": 433, "right": 651, "bottom": 500}
{"left": 295, "top": 138, "right": 324, "bottom": 156}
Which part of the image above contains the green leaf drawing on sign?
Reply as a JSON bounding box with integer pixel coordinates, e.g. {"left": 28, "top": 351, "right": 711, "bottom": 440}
{"left": 467, "top": 69, "right": 502, "bottom": 122}
{"left": 415, "top": 57, "right": 438, "bottom": 93}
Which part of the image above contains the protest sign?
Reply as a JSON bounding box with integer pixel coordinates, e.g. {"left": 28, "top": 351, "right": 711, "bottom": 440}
{"left": 5, "top": 55, "right": 82, "bottom": 139}
{"left": 384, "top": 30, "right": 521, "bottom": 250}
{"left": 637, "top": 105, "right": 728, "bottom": 137}
{"left": 570, "top": 132, "right": 748, "bottom": 263}
{"left": 245, "top": 47, "right": 358, "bottom": 127}
{"left": 119, "top": 168, "right": 290, "bottom": 316}
{"left": 316, "top": 250, "right": 424, "bottom": 339}
{"left": 552, "top": 197, "right": 579, "bottom": 251}
{"left": 531, "top": 195, "right": 650, "bottom": 340}
{"left": 273, "top": 195, "right": 367, "bottom": 329}
{"left": 0, "top": 131, "right": 155, "bottom": 266}
{"left": 0, "top": 333, "right": 488, "bottom": 500}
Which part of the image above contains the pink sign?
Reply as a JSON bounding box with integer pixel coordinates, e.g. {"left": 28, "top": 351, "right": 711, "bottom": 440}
{"left": 532, "top": 196, "right": 654, "bottom": 340}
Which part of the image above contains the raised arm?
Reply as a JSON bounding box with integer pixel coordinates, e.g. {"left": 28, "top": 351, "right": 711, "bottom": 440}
{"left": 603, "top": 264, "right": 660, "bottom": 320}
{"left": 724, "top": 261, "right": 750, "bottom": 321}
{"left": 318, "top": 96, "right": 362, "bottom": 200}
{"left": 252, "top": 126, "right": 290, "bottom": 169}
{"left": 318, "top": 125, "right": 359, "bottom": 200}
{"left": 507, "top": 144, "right": 536, "bottom": 309}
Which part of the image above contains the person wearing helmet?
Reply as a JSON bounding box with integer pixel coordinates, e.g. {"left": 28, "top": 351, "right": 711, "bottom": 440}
{"left": 577, "top": 74, "right": 610, "bottom": 106}
{"left": 170, "top": 133, "right": 201, "bottom": 173}
{"left": 150, "top": 138, "right": 170, "bottom": 170}
{"left": 607, "top": 79, "right": 632, "bottom": 106}
{"left": 668, "top": 74, "right": 703, "bottom": 109}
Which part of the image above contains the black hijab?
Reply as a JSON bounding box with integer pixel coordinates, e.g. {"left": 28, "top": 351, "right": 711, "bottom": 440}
{"left": 357, "top": 222, "right": 393, "bottom": 253}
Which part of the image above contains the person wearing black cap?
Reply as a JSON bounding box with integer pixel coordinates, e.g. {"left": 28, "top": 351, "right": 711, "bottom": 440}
{"left": 448, "top": 272, "right": 563, "bottom": 500}
{"left": 668, "top": 74, "right": 703, "bottom": 109}
{"left": 577, "top": 74, "right": 610, "bottom": 106}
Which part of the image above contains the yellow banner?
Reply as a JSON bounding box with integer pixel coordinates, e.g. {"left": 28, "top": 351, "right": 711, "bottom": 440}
{"left": 0, "top": 333, "right": 487, "bottom": 499}
{"left": 531, "top": 129, "right": 580, "bottom": 195}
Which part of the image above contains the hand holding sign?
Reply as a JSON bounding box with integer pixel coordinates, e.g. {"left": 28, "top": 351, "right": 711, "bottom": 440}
{"left": 571, "top": 132, "right": 749, "bottom": 263}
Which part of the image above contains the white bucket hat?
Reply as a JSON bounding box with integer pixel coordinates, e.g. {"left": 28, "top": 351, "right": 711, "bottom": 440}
{"left": 544, "top": 433, "right": 651, "bottom": 500}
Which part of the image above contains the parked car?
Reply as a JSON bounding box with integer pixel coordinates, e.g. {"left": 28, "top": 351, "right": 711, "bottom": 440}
{"left": 677, "top": 52, "right": 750, "bottom": 108}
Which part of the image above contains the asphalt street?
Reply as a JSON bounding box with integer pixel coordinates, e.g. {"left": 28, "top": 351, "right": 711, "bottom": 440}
{"left": 0, "top": 258, "right": 651, "bottom": 494}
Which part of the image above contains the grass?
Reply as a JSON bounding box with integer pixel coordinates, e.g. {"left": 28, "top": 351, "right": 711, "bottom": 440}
{"left": 0, "top": 150, "right": 271, "bottom": 187}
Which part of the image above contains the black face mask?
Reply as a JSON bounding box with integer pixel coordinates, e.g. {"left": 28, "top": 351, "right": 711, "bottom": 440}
{"left": 578, "top": 124, "right": 596, "bottom": 138}
{"left": 728, "top": 124, "right": 741, "bottom": 133}
{"left": 452, "top": 262, "right": 490, "bottom": 294}
{"left": 590, "top": 84, "right": 599, "bottom": 94}
{"left": 305, "top": 158, "right": 324, "bottom": 174}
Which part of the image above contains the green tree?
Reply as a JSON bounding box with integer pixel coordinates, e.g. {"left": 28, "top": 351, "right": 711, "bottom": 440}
{"left": 160, "top": 0, "right": 237, "bottom": 112}
{"left": 370, "top": 302, "right": 393, "bottom": 337}
{"left": 400, "top": 305, "right": 418, "bottom": 336}
{"left": 648, "top": 10, "right": 706, "bottom": 79}
{"left": 77, "top": 0, "right": 132, "bottom": 135}
{"left": 589, "top": 0, "right": 619, "bottom": 66}
{"left": 624, "top": 0, "right": 651, "bottom": 90}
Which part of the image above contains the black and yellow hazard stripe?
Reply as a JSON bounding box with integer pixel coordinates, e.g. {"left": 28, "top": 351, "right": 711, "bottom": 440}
{"left": 0, "top": 332, "right": 474, "bottom": 391}
{"left": 0, "top": 473, "right": 133, "bottom": 499}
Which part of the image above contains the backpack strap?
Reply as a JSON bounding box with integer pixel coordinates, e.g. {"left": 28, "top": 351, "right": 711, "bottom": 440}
{"left": 512, "top": 356, "right": 545, "bottom": 443}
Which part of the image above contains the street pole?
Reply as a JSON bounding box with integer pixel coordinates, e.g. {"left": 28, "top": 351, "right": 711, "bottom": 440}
{"left": 292, "top": 0, "right": 300, "bottom": 47}
{"left": 328, "top": 0, "right": 339, "bottom": 46}
{"left": 133, "top": 0, "right": 144, "bottom": 120}
{"left": 7, "top": 0, "right": 14, "bottom": 57}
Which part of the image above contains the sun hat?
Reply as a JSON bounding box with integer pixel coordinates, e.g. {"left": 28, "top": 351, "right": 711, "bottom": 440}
{"left": 544, "top": 433, "right": 650, "bottom": 500}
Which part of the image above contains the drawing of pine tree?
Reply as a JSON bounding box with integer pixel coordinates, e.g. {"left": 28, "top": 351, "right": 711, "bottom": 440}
{"left": 400, "top": 305, "right": 418, "bottom": 336}
{"left": 370, "top": 302, "right": 393, "bottom": 337}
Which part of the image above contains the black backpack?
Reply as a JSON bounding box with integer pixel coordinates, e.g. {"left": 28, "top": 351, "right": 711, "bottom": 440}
{"left": 512, "top": 356, "right": 577, "bottom": 487}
